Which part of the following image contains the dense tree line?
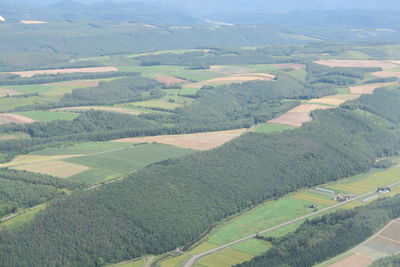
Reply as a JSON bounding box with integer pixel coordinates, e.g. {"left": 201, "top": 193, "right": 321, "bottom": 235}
{"left": 60, "top": 76, "right": 163, "bottom": 106}
{"left": 238, "top": 196, "right": 400, "bottom": 267}
{"left": 0, "top": 86, "right": 400, "bottom": 266}
{"left": 344, "top": 86, "right": 400, "bottom": 124}
{"left": 371, "top": 255, "right": 400, "bottom": 267}
{"left": 0, "top": 169, "right": 81, "bottom": 217}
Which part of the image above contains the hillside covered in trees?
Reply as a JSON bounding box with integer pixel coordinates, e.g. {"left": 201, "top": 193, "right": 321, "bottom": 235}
{"left": 0, "top": 84, "right": 400, "bottom": 266}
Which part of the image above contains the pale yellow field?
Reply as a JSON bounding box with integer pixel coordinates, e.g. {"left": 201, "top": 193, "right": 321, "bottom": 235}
{"left": 0, "top": 88, "right": 24, "bottom": 97}
{"left": 0, "top": 154, "right": 81, "bottom": 168}
{"left": 0, "top": 113, "right": 36, "bottom": 124}
{"left": 114, "top": 129, "right": 247, "bottom": 151}
{"left": 306, "top": 94, "right": 359, "bottom": 106}
{"left": 8, "top": 66, "right": 118, "bottom": 78}
{"left": 291, "top": 192, "right": 336, "bottom": 206}
{"left": 327, "top": 166, "right": 400, "bottom": 194}
{"left": 268, "top": 104, "right": 331, "bottom": 127}
{"left": 349, "top": 83, "right": 395, "bottom": 95}
{"left": 315, "top": 60, "right": 400, "bottom": 70}
{"left": 12, "top": 160, "right": 89, "bottom": 178}
{"left": 183, "top": 73, "right": 275, "bottom": 89}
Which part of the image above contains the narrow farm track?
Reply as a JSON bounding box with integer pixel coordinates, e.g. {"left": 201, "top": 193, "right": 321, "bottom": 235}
{"left": 184, "top": 181, "right": 400, "bottom": 267}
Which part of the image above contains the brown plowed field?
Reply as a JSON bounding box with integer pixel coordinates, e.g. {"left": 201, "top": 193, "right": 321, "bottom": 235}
{"left": 272, "top": 63, "right": 306, "bottom": 69}
{"left": 0, "top": 113, "right": 36, "bottom": 124}
{"left": 349, "top": 83, "right": 393, "bottom": 95}
{"left": 329, "top": 253, "right": 374, "bottom": 267}
{"left": 52, "top": 106, "right": 143, "bottom": 116}
{"left": 0, "top": 88, "right": 24, "bottom": 97}
{"left": 8, "top": 66, "right": 118, "bottom": 78}
{"left": 156, "top": 76, "right": 188, "bottom": 86}
{"left": 113, "top": 129, "right": 248, "bottom": 150}
{"left": 268, "top": 104, "right": 331, "bottom": 127}
{"left": 379, "top": 221, "right": 400, "bottom": 242}
{"left": 315, "top": 60, "right": 400, "bottom": 70}
{"left": 372, "top": 71, "right": 400, "bottom": 78}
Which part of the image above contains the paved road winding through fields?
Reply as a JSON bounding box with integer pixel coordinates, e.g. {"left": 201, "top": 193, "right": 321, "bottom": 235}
{"left": 184, "top": 181, "right": 400, "bottom": 267}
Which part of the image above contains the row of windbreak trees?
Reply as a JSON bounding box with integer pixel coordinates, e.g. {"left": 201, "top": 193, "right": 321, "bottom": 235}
{"left": 1, "top": 86, "right": 400, "bottom": 266}
{"left": 238, "top": 195, "right": 400, "bottom": 267}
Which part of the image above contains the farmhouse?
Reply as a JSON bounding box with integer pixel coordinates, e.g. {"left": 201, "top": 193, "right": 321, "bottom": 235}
{"left": 377, "top": 187, "right": 391, "bottom": 194}
{"left": 335, "top": 194, "right": 351, "bottom": 202}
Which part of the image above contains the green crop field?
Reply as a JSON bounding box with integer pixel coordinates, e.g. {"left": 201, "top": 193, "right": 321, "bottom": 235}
{"left": 179, "top": 88, "right": 199, "bottom": 96}
{"left": 0, "top": 95, "right": 59, "bottom": 112}
{"left": 255, "top": 123, "right": 295, "bottom": 134}
{"left": 242, "top": 64, "right": 279, "bottom": 73}
{"left": 14, "top": 111, "right": 79, "bottom": 122}
{"left": 32, "top": 141, "right": 136, "bottom": 155}
{"left": 230, "top": 239, "right": 270, "bottom": 256}
{"left": 288, "top": 69, "right": 307, "bottom": 81}
{"left": 336, "top": 87, "right": 351, "bottom": 94}
{"left": 0, "top": 204, "right": 46, "bottom": 231}
{"left": 197, "top": 247, "right": 253, "bottom": 267}
{"left": 207, "top": 197, "right": 322, "bottom": 245}
{"left": 63, "top": 144, "right": 194, "bottom": 184}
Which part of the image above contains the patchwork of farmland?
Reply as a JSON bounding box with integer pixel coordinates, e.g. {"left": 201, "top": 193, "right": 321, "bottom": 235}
{"left": 323, "top": 219, "right": 400, "bottom": 267}
{"left": 155, "top": 160, "right": 400, "bottom": 267}
{"left": 1, "top": 142, "right": 194, "bottom": 184}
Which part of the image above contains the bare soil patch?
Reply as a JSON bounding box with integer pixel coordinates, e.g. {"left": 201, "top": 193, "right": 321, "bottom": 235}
{"left": 52, "top": 106, "right": 143, "bottom": 116}
{"left": 156, "top": 76, "right": 188, "bottom": 86}
{"left": 12, "top": 160, "right": 89, "bottom": 178}
{"left": 379, "top": 221, "right": 400, "bottom": 242}
{"left": 113, "top": 129, "right": 248, "bottom": 150}
{"left": 8, "top": 66, "right": 118, "bottom": 78}
{"left": 272, "top": 63, "right": 306, "bottom": 69}
{"left": 329, "top": 253, "right": 374, "bottom": 267}
{"left": 20, "top": 20, "right": 48, "bottom": 24}
{"left": 209, "top": 66, "right": 252, "bottom": 74}
{"left": 268, "top": 104, "right": 331, "bottom": 127}
{"left": 349, "top": 83, "right": 394, "bottom": 95}
{"left": 57, "top": 80, "right": 99, "bottom": 87}
{"left": 315, "top": 60, "right": 400, "bottom": 70}
{"left": 0, "top": 113, "right": 36, "bottom": 124}
{"left": 0, "top": 88, "right": 24, "bottom": 97}
{"left": 372, "top": 71, "right": 400, "bottom": 78}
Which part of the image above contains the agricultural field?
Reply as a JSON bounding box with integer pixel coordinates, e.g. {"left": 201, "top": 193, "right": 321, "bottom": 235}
{"left": 2, "top": 142, "right": 195, "bottom": 184}
{"left": 318, "top": 219, "right": 400, "bottom": 267}
{"left": 314, "top": 60, "right": 400, "bottom": 70}
{"left": 349, "top": 83, "right": 396, "bottom": 95}
{"left": 7, "top": 66, "right": 118, "bottom": 78}
{"left": 14, "top": 111, "right": 79, "bottom": 122}
{"left": 0, "top": 113, "right": 36, "bottom": 124}
{"left": 268, "top": 104, "right": 331, "bottom": 127}
{"left": 154, "top": 160, "right": 400, "bottom": 267}
{"left": 114, "top": 129, "right": 248, "bottom": 151}
{"left": 254, "top": 123, "right": 295, "bottom": 134}
{"left": 196, "top": 248, "right": 253, "bottom": 267}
